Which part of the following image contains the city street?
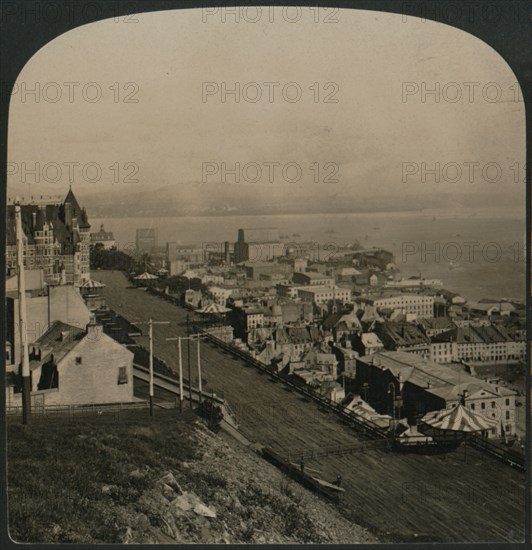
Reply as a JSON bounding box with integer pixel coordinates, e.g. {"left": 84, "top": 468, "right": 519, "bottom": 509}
{"left": 96, "top": 270, "right": 525, "bottom": 542}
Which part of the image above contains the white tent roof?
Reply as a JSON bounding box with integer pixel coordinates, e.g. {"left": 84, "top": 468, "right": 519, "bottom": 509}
{"left": 197, "top": 302, "right": 231, "bottom": 314}
{"left": 79, "top": 279, "right": 106, "bottom": 288}
{"left": 135, "top": 272, "right": 159, "bottom": 280}
{"left": 421, "top": 404, "right": 498, "bottom": 433}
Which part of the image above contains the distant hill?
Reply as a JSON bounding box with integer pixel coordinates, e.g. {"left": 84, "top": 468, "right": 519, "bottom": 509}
{"left": 8, "top": 182, "right": 523, "bottom": 218}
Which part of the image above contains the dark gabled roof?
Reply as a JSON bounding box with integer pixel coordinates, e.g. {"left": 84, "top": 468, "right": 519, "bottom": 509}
{"left": 6, "top": 204, "right": 63, "bottom": 246}
{"left": 30, "top": 321, "right": 86, "bottom": 369}
{"left": 418, "top": 316, "right": 455, "bottom": 331}
{"left": 59, "top": 189, "right": 90, "bottom": 229}
{"left": 376, "top": 321, "right": 429, "bottom": 347}
{"left": 274, "top": 325, "right": 322, "bottom": 345}
{"left": 52, "top": 217, "right": 76, "bottom": 253}
{"left": 6, "top": 190, "right": 89, "bottom": 251}
{"left": 431, "top": 324, "right": 512, "bottom": 345}
{"left": 322, "top": 311, "right": 345, "bottom": 330}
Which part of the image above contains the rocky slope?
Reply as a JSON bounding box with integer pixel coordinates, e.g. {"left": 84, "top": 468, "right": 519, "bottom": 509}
{"left": 8, "top": 411, "right": 376, "bottom": 544}
{"left": 119, "top": 422, "right": 376, "bottom": 544}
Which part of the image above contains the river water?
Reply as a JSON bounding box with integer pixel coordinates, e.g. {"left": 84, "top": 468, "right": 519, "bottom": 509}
{"left": 93, "top": 207, "right": 525, "bottom": 302}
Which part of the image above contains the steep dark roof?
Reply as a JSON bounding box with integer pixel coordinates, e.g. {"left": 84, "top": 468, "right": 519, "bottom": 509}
{"left": 418, "top": 317, "right": 456, "bottom": 332}
{"left": 60, "top": 188, "right": 91, "bottom": 229}
{"left": 431, "top": 324, "right": 512, "bottom": 345}
{"left": 30, "top": 321, "right": 86, "bottom": 370}
{"left": 274, "top": 325, "right": 322, "bottom": 345}
{"left": 375, "top": 322, "right": 429, "bottom": 348}
{"left": 6, "top": 190, "right": 89, "bottom": 250}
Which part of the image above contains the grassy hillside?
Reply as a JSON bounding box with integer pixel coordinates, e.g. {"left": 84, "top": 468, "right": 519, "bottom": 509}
{"left": 7, "top": 409, "right": 375, "bottom": 544}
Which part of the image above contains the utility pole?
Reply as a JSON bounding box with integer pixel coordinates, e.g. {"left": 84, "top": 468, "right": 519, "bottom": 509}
{"left": 179, "top": 337, "right": 184, "bottom": 410}
{"left": 129, "top": 318, "right": 170, "bottom": 416}
{"left": 148, "top": 319, "right": 154, "bottom": 416}
{"left": 15, "top": 201, "right": 31, "bottom": 424}
{"left": 186, "top": 313, "right": 191, "bottom": 409}
{"left": 172, "top": 333, "right": 206, "bottom": 407}
{"left": 197, "top": 337, "right": 202, "bottom": 403}
{"left": 388, "top": 382, "right": 396, "bottom": 438}
{"left": 166, "top": 336, "right": 184, "bottom": 412}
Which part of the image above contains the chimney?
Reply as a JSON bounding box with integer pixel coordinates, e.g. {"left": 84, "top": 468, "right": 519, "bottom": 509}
{"left": 86, "top": 313, "right": 100, "bottom": 341}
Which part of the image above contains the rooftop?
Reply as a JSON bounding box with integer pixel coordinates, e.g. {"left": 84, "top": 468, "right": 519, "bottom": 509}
{"left": 30, "top": 321, "right": 86, "bottom": 370}
{"left": 362, "top": 350, "right": 515, "bottom": 399}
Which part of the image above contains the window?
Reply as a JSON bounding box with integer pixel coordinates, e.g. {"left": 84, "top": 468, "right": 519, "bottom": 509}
{"left": 481, "top": 402, "right": 485, "bottom": 410}
{"left": 118, "top": 366, "right": 128, "bottom": 385}
{"left": 506, "top": 398, "right": 510, "bottom": 406}
{"left": 506, "top": 411, "right": 510, "bottom": 420}
{"left": 470, "top": 403, "right": 475, "bottom": 410}
{"left": 491, "top": 402, "right": 495, "bottom": 408}
{"left": 75, "top": 356, "right": 82, "bottom": 364}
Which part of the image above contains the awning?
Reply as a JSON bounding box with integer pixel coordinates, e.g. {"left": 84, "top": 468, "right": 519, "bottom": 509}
{"left": 421, "top": 404, "right": 498, "bottom": 433}
{"left": 196, "top": 302, "right": 231, "bottom": 314}
{"left": 78, "top": 279, "right": 106, "bottom": 289}
{"left": 135, "top": 272, "right": 159, "bottom": 280}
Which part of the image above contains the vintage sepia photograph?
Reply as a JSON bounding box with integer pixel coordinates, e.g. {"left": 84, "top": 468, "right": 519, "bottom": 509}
{"left": 2, "top": 2, "right": 528, "bottom": 545}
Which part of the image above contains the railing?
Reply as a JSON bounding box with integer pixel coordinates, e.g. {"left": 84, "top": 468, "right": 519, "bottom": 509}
{"left": 202, "top": 331, "right": 388, "bottom": 440}
{"left": 468, "top": 434, "right": 525, "bottom": 471}
{"left": 6, "top": 401, "right": 149, "bottom": 418}
{"left": 132, "top": 363, "right": 225, "bottom": 405}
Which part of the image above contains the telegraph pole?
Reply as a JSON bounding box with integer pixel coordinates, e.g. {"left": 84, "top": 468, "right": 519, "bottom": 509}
{"left": 148, "top": 319, "right": 154, "bottom": 416}
{"left": 168, "top": 334, "right": 206, "bottom": 408}
{"left": 178, "top": 337, "right": 184, "bottom": 410}
{"left": 197, "top": 337, "right": 202, "bottom": 403}
{"left": 15, "top": 201, "right": 31, "bottom": 424}
{"left": 186, "top": 314, "right": 191, "bottom": 409}
{"left": 129, "top": 318, "right": 170, "bottom": 416}
{"left": 166, "top": 336, "right": 184, "bottom": 412}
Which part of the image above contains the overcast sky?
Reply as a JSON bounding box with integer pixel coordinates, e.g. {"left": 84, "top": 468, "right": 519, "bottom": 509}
{"left": 7, "top": 8, "right": 525, "bottom": 208}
